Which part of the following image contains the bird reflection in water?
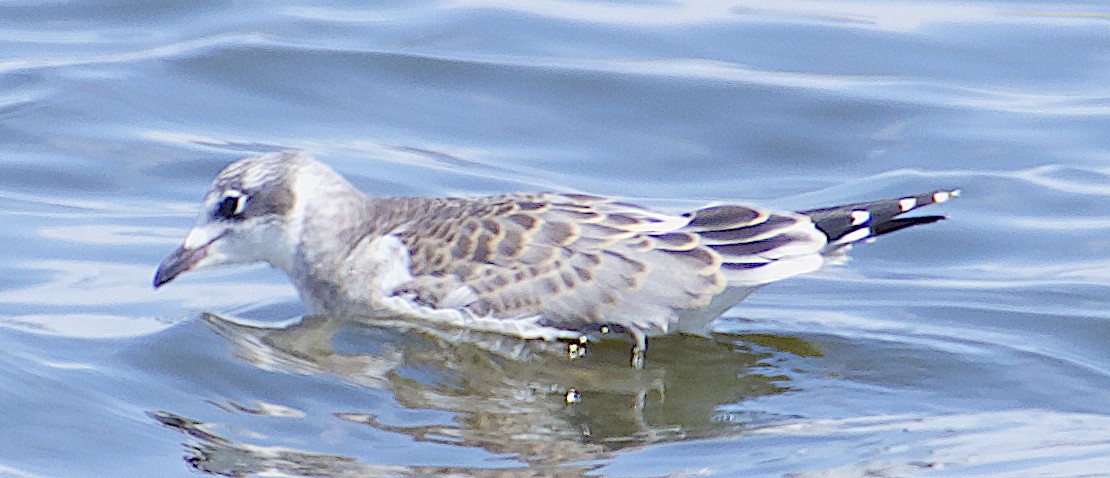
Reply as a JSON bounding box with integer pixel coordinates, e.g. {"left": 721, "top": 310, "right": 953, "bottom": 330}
{"left": 151, "top": 313, "right": 821, "bottom": 476}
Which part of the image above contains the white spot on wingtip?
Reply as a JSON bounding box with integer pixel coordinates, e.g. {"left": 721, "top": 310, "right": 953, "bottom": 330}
{"left": 850, "top": 210, "right": 870, "bottom": 226}
{"left": 933, "top": 191, "right": 951, "bottom": 203}
{"left": 835, "top": 227, "right": 871, "bottom": 245}
{"left": 898, "top": 198, "right": 916, "bottom": 212}
{"left": 950, "top": 189, "right": 962, "bottom": 197}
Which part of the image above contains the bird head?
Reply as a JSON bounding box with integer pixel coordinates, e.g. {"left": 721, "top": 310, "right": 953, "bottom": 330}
{"left": 153, "top": 152, "right": 304, "bottom": 288}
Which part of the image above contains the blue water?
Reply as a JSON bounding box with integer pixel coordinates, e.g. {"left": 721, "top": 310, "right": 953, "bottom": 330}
{"left": 3, "top": 1, "right": 1110, "bottom": 476}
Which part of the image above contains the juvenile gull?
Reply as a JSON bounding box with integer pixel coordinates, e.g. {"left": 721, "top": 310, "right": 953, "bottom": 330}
{"left": 154, "top": 152, "right": 958, "bottom": 366}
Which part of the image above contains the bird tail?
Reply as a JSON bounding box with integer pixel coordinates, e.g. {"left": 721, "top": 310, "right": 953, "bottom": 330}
{"left": 798, "top": 188, "right": 960, "bottom": 250}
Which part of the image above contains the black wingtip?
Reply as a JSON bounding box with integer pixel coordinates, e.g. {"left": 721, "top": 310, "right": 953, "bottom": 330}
{"left": 801, "top": 188, "right": 959, "bottom": 245}
{"left": 871, "top": 214, "right": 946, "bottom": 237}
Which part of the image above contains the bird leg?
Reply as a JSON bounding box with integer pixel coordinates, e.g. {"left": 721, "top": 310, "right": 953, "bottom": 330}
{"left": 630, "top": 329, "right": 647, "bottom": 369}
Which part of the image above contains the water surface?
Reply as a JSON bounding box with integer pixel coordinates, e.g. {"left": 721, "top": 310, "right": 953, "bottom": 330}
{"left": 2, "top": 1, "right": 1110, "bottom": 476}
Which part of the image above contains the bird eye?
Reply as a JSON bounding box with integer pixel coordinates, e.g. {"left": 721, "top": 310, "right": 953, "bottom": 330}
{"left": 215, "top": 191, "right": 248, "bottom": 220}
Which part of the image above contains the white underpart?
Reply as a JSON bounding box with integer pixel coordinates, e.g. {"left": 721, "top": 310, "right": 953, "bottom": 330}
{"left": 898, "top": 197, "right": 916, "bottom": 212}
{"left": 379, "top": 297, "right": 580, "bottom": 341}
{"left": 441, "top": 285, "right": 480, "bottom": 309}
{"left": 672, "top": 286, "right": 755, "bottom": 334}
{"left": 850, "top": 210, "right": 870, "bottom": 226}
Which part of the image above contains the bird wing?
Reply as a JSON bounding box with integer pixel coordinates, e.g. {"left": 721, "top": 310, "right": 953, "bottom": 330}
{"left": 380, "top": 193, "right": 828, "bottom": 332}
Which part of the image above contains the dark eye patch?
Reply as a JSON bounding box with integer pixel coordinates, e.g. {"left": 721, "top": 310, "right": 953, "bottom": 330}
{"left": 214, "top": 192, "right": 248, "bottom": 220}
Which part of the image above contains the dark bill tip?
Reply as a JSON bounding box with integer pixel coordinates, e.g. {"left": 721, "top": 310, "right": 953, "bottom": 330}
{"left": 153, "top": 245, "right": 208, "bottom": 288}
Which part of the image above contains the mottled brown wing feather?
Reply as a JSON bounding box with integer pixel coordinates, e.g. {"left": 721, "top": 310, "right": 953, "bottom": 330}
{"left": 379, "top": 194, "right": 727, "bottom": 327}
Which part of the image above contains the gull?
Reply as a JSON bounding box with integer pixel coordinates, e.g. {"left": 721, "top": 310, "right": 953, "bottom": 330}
{"left": 154, "top": 152, "right": 958, "bottom": 366}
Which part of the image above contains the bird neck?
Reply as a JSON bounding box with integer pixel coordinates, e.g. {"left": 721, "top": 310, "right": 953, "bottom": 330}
{"left": 282, "top": 164, "right": 378, "bottom": 313}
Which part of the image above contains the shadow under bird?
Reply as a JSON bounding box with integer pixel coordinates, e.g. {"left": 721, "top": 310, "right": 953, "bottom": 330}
{"left": 154, "top": 152, "right": 958, "bottom": 366}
